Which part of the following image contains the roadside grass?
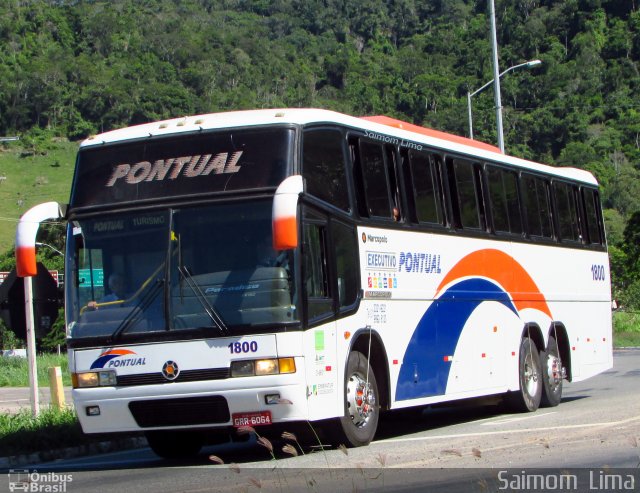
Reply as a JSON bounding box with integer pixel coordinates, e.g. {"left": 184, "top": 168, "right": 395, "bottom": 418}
{"left": 0, "top": 139, "right": 76, "bottom": 253}
{"left": 0, "top": 406, "right": 142, "bottom": 458}
{"left": 613, "top": 310, "right": 640, "bottom": 347}
{"left": 0, "top": 407, "right": 85, "bottom": 457}
{"left": 0, "top": 353, "right": 71, "bottom": 387}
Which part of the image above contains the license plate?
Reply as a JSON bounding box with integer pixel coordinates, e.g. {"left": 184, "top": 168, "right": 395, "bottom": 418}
{"left": 232, "top": 411, "right": 272, "bottom": 427}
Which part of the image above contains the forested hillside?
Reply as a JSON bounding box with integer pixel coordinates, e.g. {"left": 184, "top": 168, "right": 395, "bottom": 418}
{"left": 1, "top": 0, "right": 640, "bottom": 307}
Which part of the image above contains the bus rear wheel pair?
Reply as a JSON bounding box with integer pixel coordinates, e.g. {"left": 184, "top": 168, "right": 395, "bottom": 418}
{"left": 507, "top": 335, "right": 563, "bottom": 412}
{"left": 331, "top": 338, "right": 567, "bottom": 449}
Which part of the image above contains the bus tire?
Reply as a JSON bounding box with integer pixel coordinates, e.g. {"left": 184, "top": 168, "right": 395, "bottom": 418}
{"left": 331, "top": 351, "right": 380, "bottom": 447}
{"left": 145, "top": 430, "right": 203, "bottom": 459}
{"left": 540, "top": 336, "right": 563, "bottom": 407}
{"left": 507, "top": 336, "right": 543, "bottom": 413}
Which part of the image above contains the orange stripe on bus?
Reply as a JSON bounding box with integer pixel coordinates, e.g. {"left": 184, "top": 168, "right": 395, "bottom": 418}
{"left": 436, "top": 249, "right": 552, "bottom": 318}
{"left": 360, "top": 115, "right": 502, "bottom": 154}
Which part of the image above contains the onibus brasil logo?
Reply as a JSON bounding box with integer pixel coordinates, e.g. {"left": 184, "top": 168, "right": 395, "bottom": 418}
{"left": 8, "top": 470, "right": 72, "bottom": 492}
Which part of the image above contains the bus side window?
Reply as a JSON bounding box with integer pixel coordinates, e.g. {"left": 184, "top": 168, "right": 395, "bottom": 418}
{"left": 521, "top": 174, "right": 553, "bottom": 239}
{"left": 302, "top": 129, "right": 350, "bottom": 212}
{"left": 448, "top": 158, "right": 485, "bottom": 231}
{"left": 384, "top": 145, "right": 402, "bottom": 221}
{"left": 349, "top": 137, "right": 367, "bottom": 218}
{"left": 331, "top": 220, "right": 359, "bottom": 310}
{"left": 358, "top": 140, "right": 394, "bottom": 219}
{"left": 582, "top": 188, "right": 604, "bottom": 246}
{"left": 303, "top": 211, "right": 333, "bottom": 323}
{"left": 486, "top": 165, "right": 523, "bottom": 235}
{"left": 553, "top": 181, "right": 581, "bottom": 243}
{"left": 406, "top": 149, "right": 445, "bottom": 226}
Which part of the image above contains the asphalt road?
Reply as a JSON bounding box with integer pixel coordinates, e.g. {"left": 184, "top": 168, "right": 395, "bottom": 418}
{"left": 4, "top": 349, "right": 640, "bottom": 492}
{"left": 0, "top": 386, "right": 73, "bottom": 414}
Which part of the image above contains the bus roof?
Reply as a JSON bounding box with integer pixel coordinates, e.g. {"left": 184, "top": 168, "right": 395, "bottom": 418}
{"left": 81, "top": 108, "right": 598, "bottom": 186}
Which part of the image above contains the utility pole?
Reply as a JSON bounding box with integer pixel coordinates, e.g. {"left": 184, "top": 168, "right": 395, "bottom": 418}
{"left": 24, "top": 275, "right": 39, "bottom": 416}
{"left": 467, "top": 59, "right": 541, "bottom": 142}
{"left": 489, "top": 0, "right": 505, "bottom": 153}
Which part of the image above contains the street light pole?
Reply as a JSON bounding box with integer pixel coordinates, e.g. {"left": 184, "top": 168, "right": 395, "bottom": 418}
{"left": 467, "top": 0, "right": 542, "bottom": 152}
{"left": 489, "top": 0, "right": 504, "bottom": 152}
{"left": 467, "top": 59, "right": 541, "bottom": 147}
{"left": 36, "top": 242, "right": 64, "bottom": 257}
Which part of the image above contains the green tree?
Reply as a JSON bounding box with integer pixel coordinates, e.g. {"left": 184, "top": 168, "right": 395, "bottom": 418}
{"left": 41, "top": 307, "right": 66, "bottom": 352}
{"left": 0, "top": 318, "right": 24, "bottom": 350}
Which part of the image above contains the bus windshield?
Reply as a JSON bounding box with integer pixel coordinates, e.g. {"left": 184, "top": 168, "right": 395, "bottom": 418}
{"left": 65, "top": 200, "right": 298, "bottom": 343}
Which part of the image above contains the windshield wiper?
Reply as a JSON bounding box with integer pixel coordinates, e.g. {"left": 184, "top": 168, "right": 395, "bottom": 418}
{"left": 108, "top": 278, "right": 164, "bottom": 342}
{"left": 178, "top": 265, "right": 229, "bottom": 336}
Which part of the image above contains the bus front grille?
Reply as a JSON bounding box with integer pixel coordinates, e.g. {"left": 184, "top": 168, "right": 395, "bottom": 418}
{"left": 117, "top": 368, "right": 230, "bottom": 386}
{"left": 128, "top": 395, "right": 230, "bottom": 427}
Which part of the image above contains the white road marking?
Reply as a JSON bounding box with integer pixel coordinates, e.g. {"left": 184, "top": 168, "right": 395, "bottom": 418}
{"left": 377, "top": 415, "right": 640, "bottom": 468}
{"left": 480, "top": 411, "right": 557, "bottom": 425}
{"left": 375, "top": 414, "right": 640, "bottom": 444}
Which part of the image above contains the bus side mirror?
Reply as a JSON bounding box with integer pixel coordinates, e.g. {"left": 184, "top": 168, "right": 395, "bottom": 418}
{"left": 272, "top": 175, "right": 303, "bottom": 251}
{"left": 15, "top": 202, "right": 66, "bottom": 277}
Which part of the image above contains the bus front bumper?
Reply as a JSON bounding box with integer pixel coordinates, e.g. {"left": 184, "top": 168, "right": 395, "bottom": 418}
{"left": 73, "top": 375, "right": 308, "bottom": 434}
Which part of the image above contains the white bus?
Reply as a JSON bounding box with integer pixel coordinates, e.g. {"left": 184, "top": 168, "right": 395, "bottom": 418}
{"left": 16, "top": 109, "right": 612, "bottom": 458}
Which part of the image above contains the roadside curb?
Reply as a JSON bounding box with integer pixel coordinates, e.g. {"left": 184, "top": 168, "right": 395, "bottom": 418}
{"left": 0, "top": 437, "right": 147, "bottom": 470}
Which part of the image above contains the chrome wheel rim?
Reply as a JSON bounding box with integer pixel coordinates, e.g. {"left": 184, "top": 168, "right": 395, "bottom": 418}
{"left": 346, "top": 372, "right": 376, "bottom": 428}
{"left": 546, "top": 354, "right": 562, "bottom": 392}
{"left": 524, "top": 352, "right": 539, "bottom": 397}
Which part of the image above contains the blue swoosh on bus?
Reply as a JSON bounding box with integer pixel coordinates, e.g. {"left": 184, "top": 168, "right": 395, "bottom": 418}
{"left": 395, "top": 249, "right": 552, "bottom": 401}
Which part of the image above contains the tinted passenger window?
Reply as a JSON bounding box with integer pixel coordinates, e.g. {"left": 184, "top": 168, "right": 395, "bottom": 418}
{"left": 451, "top": 159, "right": 484, "bottom": 230}
{"left": 332, "top": 221, "right": 359, "bottom": 309}
{"left": 408, "top": 150, "right": 444, "bottom": 225}
{"left": 303, "top": 211, "right": 333, "bottom": 322}
{"left": 359, "top": 141, "right": 392, "bottom": 218}
{"left": 303, "top": 129, "right": 350, "bottom": 212}
{"left": 486, "top": 166, "right": 522, "bottom": 235}
{"left": 304, "top": 223, "right": 329, "bottom": 298}
{"left": 553, "top": 182, "right": 581, "bottom": 242}
{"left": 521, "top": 174, "right": 553, "bottom": 239}
{"left": 582, "top": 188, "right": 603, "bottom": 245}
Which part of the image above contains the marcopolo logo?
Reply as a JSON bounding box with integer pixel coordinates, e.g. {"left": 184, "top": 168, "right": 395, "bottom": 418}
{"left": 90, "top": 349, "right": 147, "bottom": 369}
{"left": 361, "top": 233, "right": 388, "bottom": 244}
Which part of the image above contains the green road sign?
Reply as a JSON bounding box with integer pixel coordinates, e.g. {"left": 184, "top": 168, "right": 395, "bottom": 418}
{"left": 78, "top": 268, "right": 104, "bottom": 287}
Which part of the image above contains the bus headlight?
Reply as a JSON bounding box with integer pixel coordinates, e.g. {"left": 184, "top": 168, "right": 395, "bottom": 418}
{"left": 256, "top": 359, "right": 278, "bottom": 375}
{"left": 230, "top": 358, "right": 296, "bottom": 377}
{"left": 72, "top": 370, "right": 117, "bottom": 388}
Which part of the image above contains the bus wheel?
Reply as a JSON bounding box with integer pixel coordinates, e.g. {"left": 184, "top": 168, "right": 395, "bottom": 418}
{"left": 540, "top": 336, "right": 563, "bottom": 407}
{"left": 333, "top": 351, "right": 380, "bottom": 447}
{"left": 507, "top": 337, "right": 542, "bottom": 412}
{"left": 145, "top": 430, "right": 203, "bottom": 459}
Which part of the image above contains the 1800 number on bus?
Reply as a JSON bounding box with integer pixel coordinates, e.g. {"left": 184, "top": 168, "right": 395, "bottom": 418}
{"left": 232, "top": 411, "right": 272, "bottom": 427}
